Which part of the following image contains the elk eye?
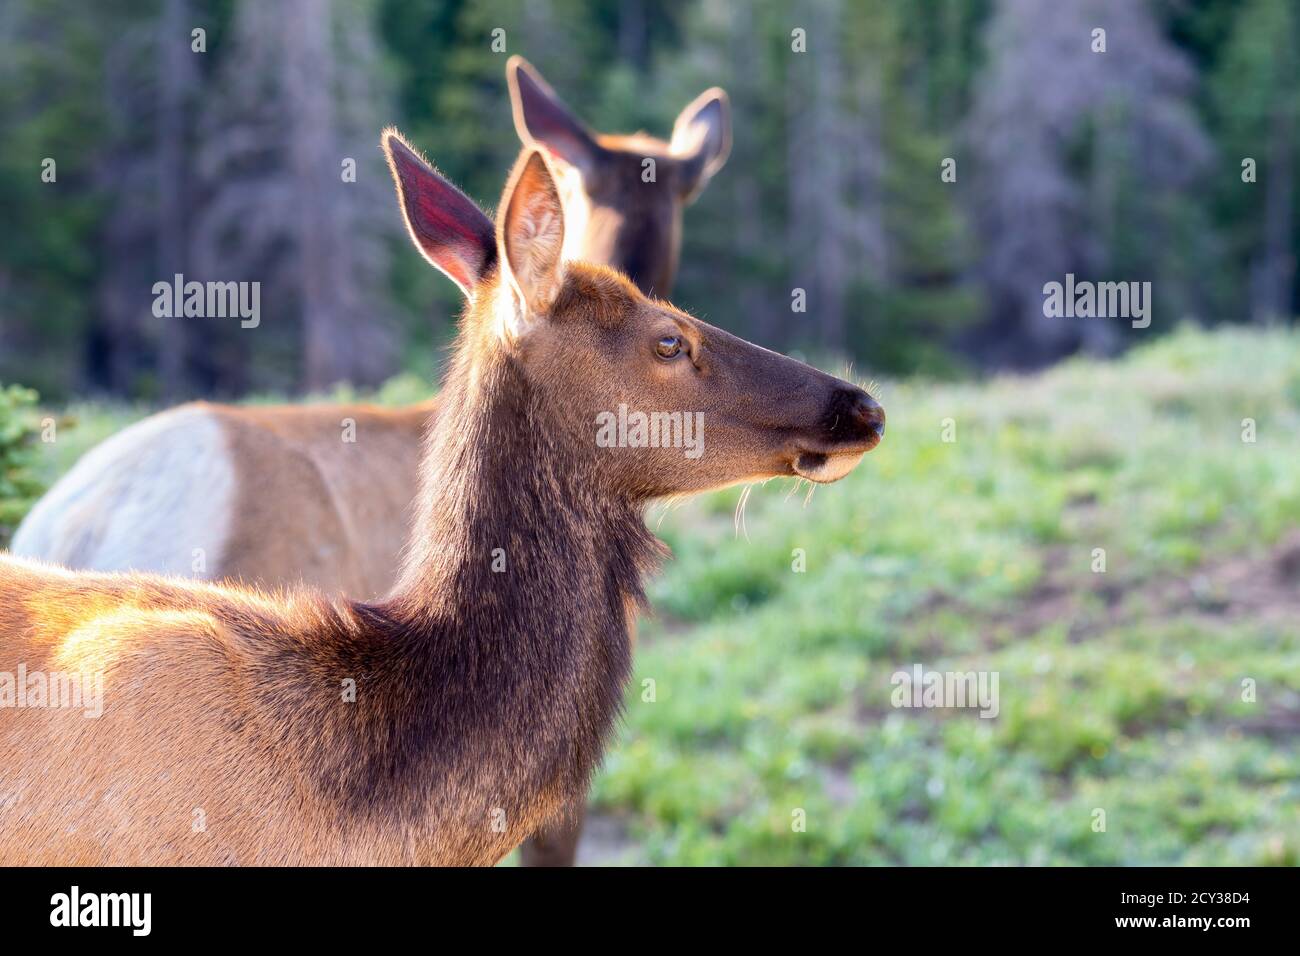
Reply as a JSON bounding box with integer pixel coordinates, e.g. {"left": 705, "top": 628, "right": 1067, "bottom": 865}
{"left": 656, "top": 335, "right": 683, "bottom": 359}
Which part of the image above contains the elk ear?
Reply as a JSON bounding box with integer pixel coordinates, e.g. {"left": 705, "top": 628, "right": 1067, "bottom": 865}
{"left": 507, "top": 55, "right": 601, "bottom": 175}
{"left": 671, "top": 88, "right": 731, "bottom": 203}
{"left": 382, "top": 128, "right": 496, "bottom": 296}
{"left": 498, "top": 149, "right": 566, "bottom": 322}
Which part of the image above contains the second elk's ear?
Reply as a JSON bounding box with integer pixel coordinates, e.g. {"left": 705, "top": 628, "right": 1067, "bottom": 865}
{"left": 671, "top": 88, "right": 732, "bottom": 203}
{"left": 498, "top": 149, "right": 567, "bottom": 322}
{"left": 508, "top": 56, "right": 601, "bottom": 176}
{"left": 382, "top": 128, "right": 496, "bottom": 297}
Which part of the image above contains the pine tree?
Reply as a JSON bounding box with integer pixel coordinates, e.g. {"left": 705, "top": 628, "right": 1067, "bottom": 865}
{"left": 1211, "top": 0, "right": 1299, "bottom": 324}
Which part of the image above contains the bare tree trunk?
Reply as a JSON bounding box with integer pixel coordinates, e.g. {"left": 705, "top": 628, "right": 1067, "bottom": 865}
{"left": 786, "top": 47, "right": 808, "bottom": 338}
{"left": 788, "top": 0, "right": 851, "bottom": 353}
{"left": 96, "top": 20, "right": 157, "bottom": 395}
{"left": 785, "top": 0, "right": 852, "bottom": 353}
{"left": 1256, "top": 99, "right": 1295, "bottom": 323}
{"left": 283, "top": 0, "right": 347, "bottom": 391}
{"left": 156, "top": 0, "right": 194, "bottom": 398}
{"left": 617, "top": 0, "right": 647, "bottom": 69}
{"left": 727, "top": 4, "right": 773, "bottom": 346}
{"left": 848, "top": 37, "right": 887, "bottom": 288}
{"left": 811, "top": 0, "right": 848, "bottom": 353}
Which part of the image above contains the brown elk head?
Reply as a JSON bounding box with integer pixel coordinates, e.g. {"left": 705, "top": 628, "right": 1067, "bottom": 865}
{"left": 507, "top": 55, "right": 730, "bottom": 298}
{"left": 382, "top": 132, "right": 882, "bottom": 502}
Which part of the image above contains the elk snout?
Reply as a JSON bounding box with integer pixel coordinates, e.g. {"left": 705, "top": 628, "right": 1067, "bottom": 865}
{"left": 832, "top": 388, "right": 885, "bottom": 446}
{"left": 819, "top": 386, "right": 885, "bottom": 449}
{"left": 858, "top": 394, "right": 886, "bottom": 438}
{"left": 790, "top": 386, "right": 885, "bottom": 484}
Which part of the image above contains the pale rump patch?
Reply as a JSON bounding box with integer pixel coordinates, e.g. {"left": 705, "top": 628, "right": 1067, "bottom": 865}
{"left": 11, "top": 405, "right": 235, "bottom": 578}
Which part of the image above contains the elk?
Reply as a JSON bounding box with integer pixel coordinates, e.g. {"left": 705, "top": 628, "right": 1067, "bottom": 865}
{"left": 10, "top": 58, "right": 727, "bottom": 866}
{"left": 0, "top": 137, "right": 883, "bottom": 866}
{"left": 12, "top": 55, "right": 731, "bottom": 599}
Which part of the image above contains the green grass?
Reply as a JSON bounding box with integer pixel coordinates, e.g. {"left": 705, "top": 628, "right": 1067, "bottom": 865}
{"left": 11, "top": 326, "right": 1300, "bottom": 865}
{"left": 603, "top": 325, "right": 1300, "bottom": 865}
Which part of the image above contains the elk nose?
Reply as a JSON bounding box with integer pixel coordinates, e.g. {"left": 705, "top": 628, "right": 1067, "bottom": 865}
{"left": 852, "top": 392, "right": 886, "bottom": 443}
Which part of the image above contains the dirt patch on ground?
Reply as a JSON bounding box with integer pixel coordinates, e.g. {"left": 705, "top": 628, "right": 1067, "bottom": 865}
{"left": 935, "top": 531, "right": 1300, "bottom": 646}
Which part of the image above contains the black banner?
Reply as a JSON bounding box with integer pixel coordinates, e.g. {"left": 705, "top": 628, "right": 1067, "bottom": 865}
{"left": 0, "top": 865, "right": 1285, "bottom": 942}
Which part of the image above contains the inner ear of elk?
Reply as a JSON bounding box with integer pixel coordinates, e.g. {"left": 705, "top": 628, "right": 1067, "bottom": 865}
{"left": 501, "top": 155, "right": 567, "bottom": 329}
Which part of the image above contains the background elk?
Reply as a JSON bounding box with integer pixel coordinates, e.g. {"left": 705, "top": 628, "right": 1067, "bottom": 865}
{"left": 9, "top": 56, "right": 728, "bottom": 867}
{"left": 0, "top": 138, "right": 883, "bottom": 866}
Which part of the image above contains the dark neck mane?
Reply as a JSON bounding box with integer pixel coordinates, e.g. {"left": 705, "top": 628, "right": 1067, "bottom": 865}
{"left": 322, "top": 312, "right": 663, "bottom": 859}
{"left": 390, "top": 318, "right": 663, "bottom": 622}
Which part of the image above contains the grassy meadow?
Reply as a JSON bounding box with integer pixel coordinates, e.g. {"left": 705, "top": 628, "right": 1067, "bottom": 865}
{"left": 13, "top": 326, "right": 1300, "bottom": 866}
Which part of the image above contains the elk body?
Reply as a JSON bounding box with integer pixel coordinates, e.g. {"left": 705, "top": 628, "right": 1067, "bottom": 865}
{"left": 10, "top": 57, "right": 729, "bottom": 868}
{"left": 0, "top": 137, "right": 883, "bottom": 866}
